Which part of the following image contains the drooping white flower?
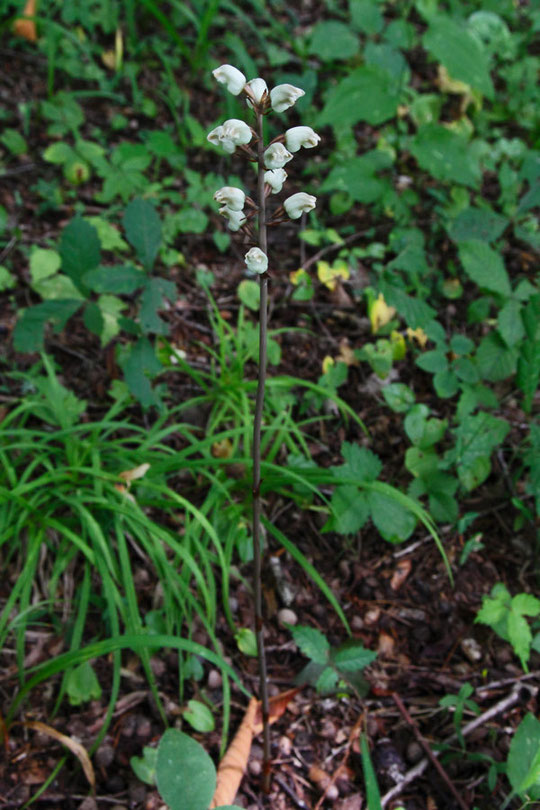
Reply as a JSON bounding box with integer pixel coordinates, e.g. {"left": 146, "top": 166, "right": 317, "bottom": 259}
{"left": 212, "top": 64, "right": 246, "bottom": 96}
{"left": 264, "top": 143, "right": 293, "bottom": 170}
{"left": 207, "top": 119, "right": 252, "bottom": 154}
{"left": 285, "top": 126, "right": 321, "bottom": 153}
{"left": 214, "top": 186, "right": 246, "bottom": 211}
{"left": 284, "top": 192, "right": 317, "bottom": 219}
{"left": 245, "top": 77, "right": 268, "bottom": 107}
{"left": 219, "top": 206, "right": 247, "bottom": 231}
{"left": 245, "top": 247, "right": 268, "bottom": 275}
{"left": 264, "top": 168, "right": 287, "bottom": 194}
{"left": 270, "top": 83, "right": 305, "bottom": 113}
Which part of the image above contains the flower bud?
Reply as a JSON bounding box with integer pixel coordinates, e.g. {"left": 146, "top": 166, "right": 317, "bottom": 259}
{"left": 207, "top": 119, "right": 252, "bottom": 154}
{"left": 212, "top": 64, "right": 246, "bottom": 96}
{"left": 264, "top": 168, "right": 287, "bottom": 193}
{"left": 214, "top": 186, "right": 246, "bottom": 211}
{"left": 285, "top": 126, "right": 321, "bottom": 153}
{"left": 245, "top": 247, "right": 268, "bottom": 275}
{"left": 284, "top": 192, "right": 317, "bottom": 219}
{"left": 270, "top": 83, "right": 305, "bottom": 113}
{"left": 219, "top": 206, "right": 247, "bottom": 231}
{"left": 264, "top": 143, "right": 293, "bottom": 170}
{"left": 245, "top": 78, "right": 268, "bottom": 107}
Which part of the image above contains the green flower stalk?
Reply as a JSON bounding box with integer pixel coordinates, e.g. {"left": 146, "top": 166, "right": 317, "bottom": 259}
{"left": 208, "top": 64, "right": 320, "bottom": 794}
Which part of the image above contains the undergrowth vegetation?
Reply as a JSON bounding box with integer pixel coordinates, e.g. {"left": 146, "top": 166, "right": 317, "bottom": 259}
{"left": 0, "top": 0, "right": 539, "bottom": 807}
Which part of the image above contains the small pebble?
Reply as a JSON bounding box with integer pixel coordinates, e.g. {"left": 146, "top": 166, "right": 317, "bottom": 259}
{"left": 249, "top": 759, "right": 262, "bottom": 776}
{"left": 78, "top": 800, "right": 97, "bottom": 810}
{"left": 278, "top": 608, "right": 298, "bottom": 626}
{"left": 95, "top": 744, "right": 115, "bottom": 768}
{"left": 207, "top": 669, "right": 222, "bottom": 689}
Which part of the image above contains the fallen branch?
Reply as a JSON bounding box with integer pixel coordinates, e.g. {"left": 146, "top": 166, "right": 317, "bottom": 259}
{"left": 381, "top": 682, "right": 535, "bottom": 807}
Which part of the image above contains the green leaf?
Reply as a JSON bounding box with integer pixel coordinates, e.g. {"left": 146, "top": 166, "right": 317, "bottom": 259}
{"left": 476, "top": 331, "right": 518, "bottom": 381}
{"left": 458, "top": 240, "right": 511, "bottom": 297}
{"left": 368, "top": 490, "right": 417, "bottom": 543}
{"left": 380, "top": 282, "right": 436, "bottom": 327}
{"left": 237, "top": 279, "right": 260, "bottom": 311}
{"left": 498, "top": 299, "right": 525, "bottom": 347}
{"left": 30, "top": 248, "right": 62, "bottom": 282}
{"left": 234, "top": 628, "right": 258, "bottom": 657}
{"left": 290, "top": 625, "right": 330, "bottom": 665}
{"left": 139, "top": 278, "right": 176, "bottom": 334}
{"left": 0, "top": 265, "right": 15, "bottom": 291}
{"left": 350, "top": 0, "right": 384, "bottom": 34}
{"left": 508, "top": 611, "right": 532, "bottom": 670}
{"left": 315, "top": 666, "right": 339, "bottom": 694}
{"left": 83, "top": 264, "right": 146, "bottom": 294}
{"left": 448, "top": 412, "right": 510, "bottom": 491}
{"left": 512, "top": 594, "right": 540, "bottom": 618}
{"left": 416, "top": 350, "right": 448, "bottom": 373}
{"left": 308, "top": 21, "right": 359, "bottom": 61}
{"left": 406, "top": 447, "right": 439, "bottom": 478}
{"left": 184, "top": 700, "right": 215, "bottom": 733}
{"left": 131, "top": 747, "right": 158, "bottom": 786}
{"left": 320, "top": 153, "right": 392, "bottom": 204}
{"left": 0, "top": 128, "right": 28, "bottom": 155}
{"left": 86, "top": 217, "right": 129, "bottom": 252}
{"left": 325, "top": 486, "right": 370, "bottom": 534}
{"left": 176, "top": 207, "right": 208, "bottom": 234}
{"left": 404, "top": 404, "right": 430, "bottom": 444}
{"left": 331, "top": 640, "right": 377, "bottom": 672}
{"left": 448, "top": 207, "right": 508, "bottom": 243}
{"left": 507, "top": 714, "right": 540, "bottom": 799}
{"left": 410, "top": 125, "right": 481, "bottom": 188}
{"left": 66, "top": 661, "right": 101, "bottom": 706}
{"left": 123, "top": 198, "right": 162, "bottom": 271}
{"left": 433, "top": 368, "right": 459, "bottom": 398}
{"left": 361, "top": 735, "right": 383, "bottom": 810}
{"left": 423, "top": 16, "right": 494, "bottom": 99}
{"left": 60, "top": 217, "right": 101, "bottom": 293}
{"left": 382, "top": 383, "right": 416, "bottom": 413}
{"left": 517, "top": 340, "right": 540, "bottom": 413}
{"left": 120, "top": 337, "right": 163, "bottom": 408}
{"left": 43, "top": 142, "right": 76, "bottom": 165}
{"left": 156, "top": 729, "right": 216, "bottom": 810}
{"left": 317, "top": 66, "right": 400, "bottom": 129}
{"left": 13, "top": 300, "right": 82, "bottom": 352}
{"left": 336, "top": 442, "right": 382, "bottom": 482}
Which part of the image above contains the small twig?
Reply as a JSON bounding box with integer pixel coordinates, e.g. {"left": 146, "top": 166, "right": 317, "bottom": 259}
{"left": 273, "top": 775, "right": 311, "bottom": 810}
{"left": 392, "top": 692, "right": 469, "bottom": 810}
{"left": 381, "top": 683, "right": 530, "bottom": 807}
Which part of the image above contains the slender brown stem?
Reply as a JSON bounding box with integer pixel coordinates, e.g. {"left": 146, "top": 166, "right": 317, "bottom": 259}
{"left": 253, "top": 108, "right": 271, "bottom": 793}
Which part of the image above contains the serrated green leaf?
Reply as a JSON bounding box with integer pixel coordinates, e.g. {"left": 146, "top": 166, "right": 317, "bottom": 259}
{"left": 416, "top": 350, "right": 448, "bottom": 373}
{"left": 290, "top": 625, "right": 330, "bottom": 664}
{"left": 139, "top": 278, "right": 176, "bottom": 334}
{"left": 458, "top": 240, "right": 511, "bottom": 297}
{"left": 315, "top": 666, "right": 339, "bottom": 694}
{"left": 512, "top": 594, "right": 540, "bottom": 618}
{"left": 382, "top": 383, "right": 416, "bottom": 413}
{"left": 332, "top": 641, "right": 377, "bottom": 672}
{"left": 60, "top": 217, "right": 101, "bottom": 293}
{"left": 325, "top": 486, "right": 370, "bottom": 534}
{"left": 410, "top": 125, "right": 481, "bottom": 188}
{"left": 476, "top": 331, "right": 518, "bottom": 381}
{"left": 336, "top": 442, "right": 383, "bottom": 482}
{"left": 317, "top": 66, "right": 400, "bottom": 128}
{"left": 448, "top": 207, "right": 508, "bottom": 243}
{"left": 14, "top": 300, "right": 82, "bottom": 352}
{"left": 423, "top": 16, "right": 494, "bottom": 98}
{"left": 123, "top": 198, "right": 162, "bottom": 271}
{"left": 368, "top": 490, "right": 416, "bottom": 543}
{"left": 508, "top": 714, "right": 540, "bottom": 799}
{"left": 83, "top": 264, "right": 146, "bottom": 294}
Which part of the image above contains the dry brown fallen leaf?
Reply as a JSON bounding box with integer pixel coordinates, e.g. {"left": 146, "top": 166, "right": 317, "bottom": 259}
{"left": 24, "top": 720, "right": 95, "bottom": 789}
{"left": 390, "top": 558, "right": 412, "bottom": 591}
{"left": 13, "top": 0, "right": 37, "bottom": 42}
{"left": 210, "top": 688, "right": 301, "bottom": 808}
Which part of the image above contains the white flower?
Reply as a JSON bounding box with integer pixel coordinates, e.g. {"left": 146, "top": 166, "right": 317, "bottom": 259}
{"left": 207, "top": 119, "right": 252, "bottom": 154}
{"left": 214, "top": 186, "right": 245, "bottom": 211}
{"left": 246, "top": 78, "right": 268, "bottom": 107}
{"left": 245, "top": 247, "right": 268, "bottom": 275}
{"left": 284, "top": 192, "right": 317, "bottom": 219}
{"left": 285, "top": 126, "right": 321, "bottom": 153}
{"left": 264, "top": 168, "right": 287, "bottom": 193}
{"left": 270, "top": 83, "right": 305, "bottom": 113}
{"left": 219, "top": 206, "right": 247, "bottom": 231}
{"left": 264, "top": 143, "right": 293, "bottom": 170}
{"left": 212, "top": 64, "right": 246, "bottom": 96}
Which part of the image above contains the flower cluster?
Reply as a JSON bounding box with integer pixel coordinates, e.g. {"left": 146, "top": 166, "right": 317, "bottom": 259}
{"left": 208, "top": 64, "right": 321, "bottom": 275}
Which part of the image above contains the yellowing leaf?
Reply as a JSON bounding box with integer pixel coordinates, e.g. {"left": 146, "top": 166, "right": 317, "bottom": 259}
{"left": 406, "top": 327, "right": 428, "bottom": 348}
{"left": 212, "top": 439, "right": 233, "bottom": 459}
{"left": 119, "top": 463, "right": 150, "bottom": 483}
{"left": 290, "top": 268, "right": 309, "bottom": 285}
{"left": 322, "top": 355, "right": 335, "bottom": 374}
{"left": 390, "top": 330, "right": 406, "bottom": 360}
{"left": 317, "top": 260, "right": 349, "bottom": 291}
{"left": 369, "top": 293, "right": 396, "bottom": 333}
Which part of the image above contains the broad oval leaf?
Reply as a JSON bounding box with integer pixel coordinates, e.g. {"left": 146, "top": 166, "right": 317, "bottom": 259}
{"left": 156, "top": 729, "right": 216, "bottom": 810}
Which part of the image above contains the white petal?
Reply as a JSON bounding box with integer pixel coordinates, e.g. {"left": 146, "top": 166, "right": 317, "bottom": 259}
{"left": 212, "top": 64, "right": 247, "bottom": 95}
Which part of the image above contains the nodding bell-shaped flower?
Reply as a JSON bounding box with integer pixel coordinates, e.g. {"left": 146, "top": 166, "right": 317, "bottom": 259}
{"left": 284, "top": 192, "right": 317, "bottom": 220}
{"left": 264, "top": 143, "right": 293, "bottom": 170}
{"left": 214, "top": 186, "right": 246, "bottom": 211}
{"left": 285, "top": 126, "right": 321, "bottom": 153}
{"left": 245, "top": 78, "right": 268, "bottom": 108}
{"left": 264, "top": 168, "right": 287, "bottom": 194}
{"left": 207, "top": 119, "right": 252, "bottom": 154}
{"left": 245, "top": 247, "right": 268, "bottom": 275}
{"left": 219, "top": 206, "right": 247, "bottom": 231}
{"left": 212, "top": 64, "right": 246, "bottom": 96}
{"left": 270, "top": 83, "right": 305, "bottom": 113}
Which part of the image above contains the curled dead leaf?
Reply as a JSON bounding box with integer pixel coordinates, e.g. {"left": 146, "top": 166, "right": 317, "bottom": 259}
{"left": 390, "top": 558, "right": 412, "bottom": 591}
{"left": 24, "top": 720, "right": 95, "bottom": 788}
{"left": 13, "top": 0, "right": 37, "bottom": 41}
